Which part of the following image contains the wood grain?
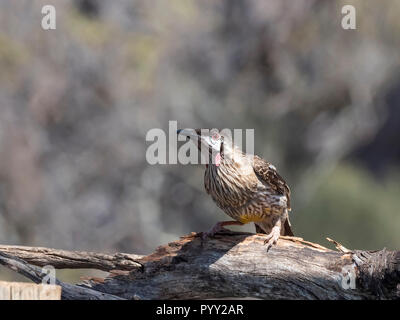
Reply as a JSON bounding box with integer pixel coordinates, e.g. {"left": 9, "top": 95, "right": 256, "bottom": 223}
{"left": 0, "top": 281, "right": 61, "bottom": 300}
{"left": 0, "top": 231, "right": 399, "bottom": 300}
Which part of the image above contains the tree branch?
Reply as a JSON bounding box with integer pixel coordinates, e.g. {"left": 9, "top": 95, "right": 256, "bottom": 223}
{"left": 0, "top": 232, "right": 399, "bottom": 300}
{"left": 0, "top": 245, "right": 143, "bottom": 272}
{"left": 0, "top": 251, "right": 124, "bottom": 300}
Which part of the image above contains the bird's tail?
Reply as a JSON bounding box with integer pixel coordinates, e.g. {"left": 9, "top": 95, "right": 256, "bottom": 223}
{"left": 283, "top": 216, "right": 294, "bottom": 236}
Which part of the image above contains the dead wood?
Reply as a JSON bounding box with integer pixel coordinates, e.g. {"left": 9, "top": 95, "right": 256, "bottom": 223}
{"left": 0, "top": 231, "right": 398, "bottom": 300}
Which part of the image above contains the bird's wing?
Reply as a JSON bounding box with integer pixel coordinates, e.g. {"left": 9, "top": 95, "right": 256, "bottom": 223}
{"left": 252, "top": 155, "right": 294, "bottom": 236}
{"left": 251, "top": 155, "right": 291, "bottom": 210}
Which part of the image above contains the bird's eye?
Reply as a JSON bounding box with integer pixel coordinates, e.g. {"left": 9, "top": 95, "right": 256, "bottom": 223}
{"left": 210, "top": 133, "right": 220, "bottom": 144}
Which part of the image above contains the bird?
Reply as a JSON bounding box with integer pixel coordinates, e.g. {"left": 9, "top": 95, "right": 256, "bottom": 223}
{"left": 177, "top": 128, "right": 294, "bottom": 249}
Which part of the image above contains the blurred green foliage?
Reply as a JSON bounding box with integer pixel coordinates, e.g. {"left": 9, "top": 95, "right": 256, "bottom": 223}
{"left": 0, "top": 0, "right": 399, "bottom": 283}
{"left": 295, "top": 164, "right": 400, "bottom": 250}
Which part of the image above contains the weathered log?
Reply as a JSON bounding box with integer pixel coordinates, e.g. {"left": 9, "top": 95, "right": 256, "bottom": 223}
{"left": 0, "top": 281, "right": 61, "bottom": 300}
{"left": 0, "top": 231, "right": 399, "bottom": 300}
{"left": 0, "top": 244, "right": 143, "bottom": 272}
{"left": 0, "top": 251, "right": 124, "bottom": 300}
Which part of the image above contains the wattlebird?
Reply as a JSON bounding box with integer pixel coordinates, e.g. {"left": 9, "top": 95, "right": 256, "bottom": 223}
{"left": 177, "top": 128, "right": 294, "bottom": 250}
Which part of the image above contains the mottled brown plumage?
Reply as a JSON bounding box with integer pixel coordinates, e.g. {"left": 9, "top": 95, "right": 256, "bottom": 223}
{"left": 178, "top": 128, "right": 294, "bottom": 249}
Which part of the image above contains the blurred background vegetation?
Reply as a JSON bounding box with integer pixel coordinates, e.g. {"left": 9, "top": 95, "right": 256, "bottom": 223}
{"left": 0, "top": 0, "right": 399, "bottom": 282}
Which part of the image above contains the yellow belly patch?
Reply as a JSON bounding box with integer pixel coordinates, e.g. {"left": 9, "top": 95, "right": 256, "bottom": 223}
{"left": 238, "top": 208, "right": 271, "bottom": 224}
{"left": 239, "top": 215, "right": 265, "bottom": 224}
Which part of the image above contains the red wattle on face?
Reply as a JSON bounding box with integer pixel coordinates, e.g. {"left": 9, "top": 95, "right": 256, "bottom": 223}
{"left": 215, "top": 153, "right": 221, "bottom": 167}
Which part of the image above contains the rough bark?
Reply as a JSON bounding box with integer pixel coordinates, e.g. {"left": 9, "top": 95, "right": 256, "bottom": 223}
{"left": 0, "top": 244, "right": 143, "bottom": 272}
{"left": 0, "top": 281, "right": 61, "bottom": 300}
{"left": 0, "top": 251, "right": 124, "bottom": 300}
{"left": 0, "top": 231, "right": 399, "bottom": 300}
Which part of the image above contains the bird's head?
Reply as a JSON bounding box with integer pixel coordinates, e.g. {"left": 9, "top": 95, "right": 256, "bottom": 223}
{"left": 177, "top": 128, "right": 232, "bottom": 166}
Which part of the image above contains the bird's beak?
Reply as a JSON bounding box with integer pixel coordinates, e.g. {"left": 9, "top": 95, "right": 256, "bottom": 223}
{"left": 177, "top": 128, "right": 210, "bottom": 151}
{"left": 177, "top": 129, "right": 199, "bottom": 140}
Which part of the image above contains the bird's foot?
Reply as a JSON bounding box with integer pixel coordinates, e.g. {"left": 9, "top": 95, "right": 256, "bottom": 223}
{"left": 263, "top": 226, "right": 281, "bottom": 251}
{"left": 201, "top": 222, "right": 228, "bottom": 240}
{"left": 201, "top": 220, "right": 244, "bottom": 241}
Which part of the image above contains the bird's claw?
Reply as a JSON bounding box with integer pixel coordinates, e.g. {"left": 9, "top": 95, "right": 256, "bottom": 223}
{"left": 201, "top": 229, "right": 225, "bottom": 241}
{"left": 200, "top": 230, "right": 215, "bottom": 246}
{"left": 263, "top": 227, "right": 280, "bottom": 251}
{"left": 201, "top": 231, "right": 212, "bottom": 241}
{"left": 201, "top": 223, "right": 230, "bottom": 241}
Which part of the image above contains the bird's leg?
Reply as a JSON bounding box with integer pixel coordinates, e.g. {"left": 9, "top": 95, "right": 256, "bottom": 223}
{"left": 202, "top": 221, "right": 244, "bottom": 240}
{"left": 263, "top": 219, "right": 282, "bottom": 251}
